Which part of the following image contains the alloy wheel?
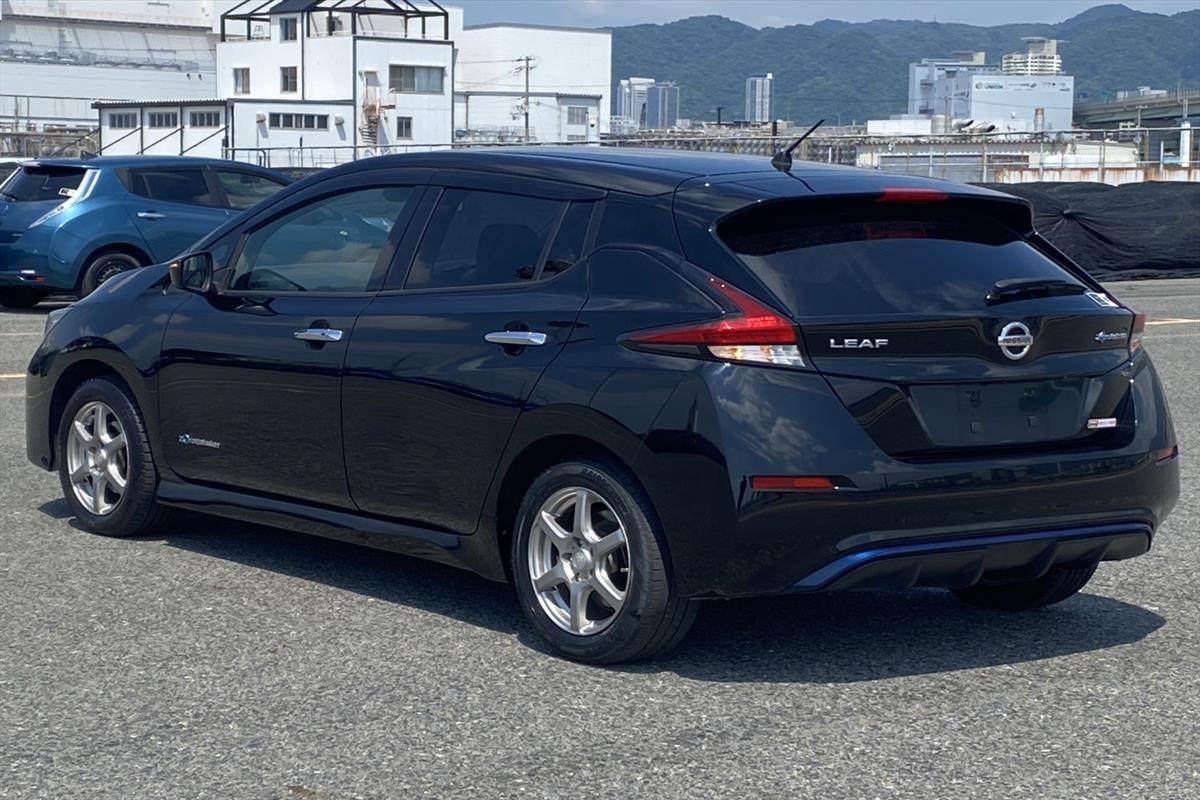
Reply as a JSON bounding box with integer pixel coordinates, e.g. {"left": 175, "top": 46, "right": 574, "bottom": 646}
{"left": 527, "top": 486, "right": 632, "bottom": 635}
{"left": 66, "top": 401, "right": 129, "bottom": 516}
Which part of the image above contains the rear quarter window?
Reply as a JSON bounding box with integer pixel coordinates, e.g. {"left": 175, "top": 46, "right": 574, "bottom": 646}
{"left": 718, "top": 197, "right": 1079, "bottom": 318}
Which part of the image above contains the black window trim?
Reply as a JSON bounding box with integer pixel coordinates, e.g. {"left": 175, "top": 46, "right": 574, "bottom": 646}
{"left": 216, "top": 181, "right": 426, "bottom": 299}
{"left": 378, "top": 186, "right": 603, "bottom": 296}
{"left": 117, "top": 165, "right": 226, "bottom": 210}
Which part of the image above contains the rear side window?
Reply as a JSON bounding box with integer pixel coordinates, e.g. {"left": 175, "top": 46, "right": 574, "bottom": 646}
{"left": 406, "top": 189, "right": 564, "bottom": 290}
{"left": 1, "top": 166, "right": 86, "bottom": 202}
{"left": 213, "top": 170, "right": 286, "bottom": 210}
{"left": 127, "top": 169, "right": 220, "bottom": 207}
{"left": 595, "top": 195, "right": 679, "bottom": 253}
{"left": 719, "top": 198, "right": 1079, "bottom": 317}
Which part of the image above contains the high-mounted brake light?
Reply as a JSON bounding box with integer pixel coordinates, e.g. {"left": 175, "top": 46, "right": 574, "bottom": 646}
{"left": 1129, "top": 311, "right": 1147, "bottom": 355}
{"left": 627, "top": 277, "right": 805, "bottom": 367}
{"left": 876, "top": 188, "right": 949, "bottom": 203}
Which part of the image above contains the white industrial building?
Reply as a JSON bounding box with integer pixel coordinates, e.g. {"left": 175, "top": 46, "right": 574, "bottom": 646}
{"left": 907, "top": 51, "right": 995, "bottom": 116}
{"left": 69, "top": 0, "right": 608, "bottom": 165}
{"left": 0, "top": 0, "right": 219, "bottom": 132}
{"left": 745, "top": 72, "right": 773, "bottom": 123}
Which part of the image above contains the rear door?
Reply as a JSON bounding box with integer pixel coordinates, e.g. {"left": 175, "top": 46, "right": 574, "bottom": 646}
{"left": 342, "top": 175, "right": 599, "bottom": 533}
{"left": 123, "top": 166, "right": 229, "bottom": 261}
{"left": 716, "top": 192, "right": 1136, "bottom": 457}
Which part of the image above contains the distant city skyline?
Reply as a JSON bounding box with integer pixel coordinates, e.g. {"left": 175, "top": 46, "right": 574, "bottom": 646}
{"left": 452, "top": 0, "right": 1196, "bottom": 29}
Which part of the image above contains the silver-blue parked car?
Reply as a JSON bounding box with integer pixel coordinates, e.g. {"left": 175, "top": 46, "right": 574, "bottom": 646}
{"left": 0, "top": 156, "right": 289, "bottom": 308}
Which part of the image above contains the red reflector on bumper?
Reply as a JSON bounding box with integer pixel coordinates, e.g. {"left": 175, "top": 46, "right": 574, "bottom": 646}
{"left": 1155, "top": 445, "right": 1179, "bottom": 463}
{"left": 751, "top": 476, "right": 836, "bottom": 491}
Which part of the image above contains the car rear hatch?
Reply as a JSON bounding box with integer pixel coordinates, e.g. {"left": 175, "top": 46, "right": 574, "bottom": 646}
{"left": 0, "top": 163, "right": 90, "bottom": 246}
{"left": 716, "top": 190, "right": 1138, "bottom": 459}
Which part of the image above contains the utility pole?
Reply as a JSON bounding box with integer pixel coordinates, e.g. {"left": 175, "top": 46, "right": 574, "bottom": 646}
{"left": 715, "top": 106, "right": 723, "bottom": 126}
{"left": 517, "top": 55, "right": 535, "bottom": 141}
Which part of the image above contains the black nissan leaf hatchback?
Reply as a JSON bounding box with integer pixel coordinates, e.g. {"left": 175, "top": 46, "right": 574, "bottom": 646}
{"left": 25, "top": 149, "right": 1179, "bottom": 663}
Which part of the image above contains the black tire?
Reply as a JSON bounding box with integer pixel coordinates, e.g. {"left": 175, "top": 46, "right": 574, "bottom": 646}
{"left": 951, "top": 564, "right": 1098, "bottom": 611}
{"left": 57, "top": 376, "right": 178, "bottom": 537}
{"left": 79, "top": 251, "right": 143, "bottom": 297}
{"left": 512, "top": 458, "right": 697, "bottom": 664}
{"left": 0, "top": 288, "right": 48, "bottom": 309}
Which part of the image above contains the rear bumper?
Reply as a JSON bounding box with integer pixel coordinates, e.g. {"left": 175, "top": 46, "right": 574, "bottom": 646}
{"left": 789, "top": 522, "right": 1150, "bottom": 593}
{"left": 0, "top": 270, "right": 48, "bottom": 289}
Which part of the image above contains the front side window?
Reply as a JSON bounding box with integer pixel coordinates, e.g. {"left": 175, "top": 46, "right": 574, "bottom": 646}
{"left": 147, "top": 111, "right": 178, "bottom": 128}
{"left": 109, "top": 112, "right": 138, "bottom": 129}
{"left": 567, "top": 106, "right": 589, "bottom": 125}
{"left": 389, "top": 64, "right": 444, "bottom": 94}
{"left": 280, "top": 17, "right": 298, "bottom": 41}
{"left": 229, "top": 186, "right": 414, "bottom": 293}
{"left": 280, "top": 66, "right": 298, "bottom": 93}
{"left": 396, "top": 116, "right": 413, "bottom": 140}
{"left": 126, "top": 169, "right": 218, "bottom": 207}
{"left": 406, "top": 189, "right": 565, "bottom": 290}
{"left": 213, "top": 170, "right": 287, "bottom": 210}
{"left": 233, "top": 67, "right": 250, "bottom": 95}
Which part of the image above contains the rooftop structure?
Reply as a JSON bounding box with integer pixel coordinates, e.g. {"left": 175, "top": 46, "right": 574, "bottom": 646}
{"left": 617, "top": 77, "right": 655, "bottom": 128}
{"left": 1002, "top": 37, "right": 1063, "bottom": 76}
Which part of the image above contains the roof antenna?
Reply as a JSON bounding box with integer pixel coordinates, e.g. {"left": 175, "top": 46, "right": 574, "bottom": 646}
{"left": 771, "top": 119, "right": 824, "bottom": 172}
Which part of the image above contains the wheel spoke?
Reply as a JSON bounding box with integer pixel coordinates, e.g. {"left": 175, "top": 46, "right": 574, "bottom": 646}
{"left": 72, "top": 419, "right": 95, "bottom": 444}
{"left": 537, "top": 510, "right": 573, "bottom": 550}
{"left": 91, "top": 475, "right": 107, "bottom": 513}
{"left": 104, "top": 432, "right": 126, "bottom": 455}
{"left": 533, "top": 561, "right": 569, "bottom": 593}
{"left": 592, "top": 528, "right": 626, "bottom": 560}
{"left": 69, "top": 462, "right": 89, "bottom": 482}
{"left": 96, "top": 407, "right": 112, "bottom": 444}
{"left": 569, "top": 582, "right": 592, "bottom": 633}
{"left": 573, "top": 488, "right": 597, "bottom": 542}
{"left": 106, "top": 462, "right": 127, "bottom": 492}
{"left": 590, "top": 569, "right": 625, "bottom": 611}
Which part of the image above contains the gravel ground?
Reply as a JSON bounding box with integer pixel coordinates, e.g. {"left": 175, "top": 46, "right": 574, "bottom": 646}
{"left": 1, "top": 279, "right": 1198, "bottom": 800}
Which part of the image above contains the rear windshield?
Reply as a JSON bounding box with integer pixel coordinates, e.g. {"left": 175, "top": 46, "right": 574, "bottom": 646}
{"left": 718, "top": 198, "right": 1081, "bottom": 318}
{"left": 0, "top": 165, "right": 87, "bottom": 203}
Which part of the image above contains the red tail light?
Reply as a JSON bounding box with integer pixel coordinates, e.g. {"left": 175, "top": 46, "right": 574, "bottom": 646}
{"left": 876, "top": 188, "right": 949, "bottom": 203}
{"left": 751, "top": 476, "right": 836, "bottom": 491}
{"left": 1154, "top": 445, "right": 1178, "bottom": 463}
{"left": 627, "top": 277, "right": 806, "bottom": 367}
{"left": 1129, "top": 311, "right": 1147, "bottom": 355}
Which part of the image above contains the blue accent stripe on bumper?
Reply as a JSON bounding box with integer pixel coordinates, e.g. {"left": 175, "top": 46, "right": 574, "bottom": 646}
{"left": 790, "top": 522, "right": 1152, "bottom": 591}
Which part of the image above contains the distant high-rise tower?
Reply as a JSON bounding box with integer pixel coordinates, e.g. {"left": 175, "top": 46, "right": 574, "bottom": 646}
{"left": 745, "top": 72, "right": 773, "bottom": 123}
{"left": 1002, "top": 37, "right": 1063, "bottom": 75}
{"left": 645, "top": 81, "right": 680, "bottom": 129}
{"left": 618, "top": 77, "right": 656, "bottom": 128}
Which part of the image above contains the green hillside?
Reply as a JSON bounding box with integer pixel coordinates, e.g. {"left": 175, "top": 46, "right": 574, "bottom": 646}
{"left": 611, "top": 4, "right": 1200, "bottom": 123}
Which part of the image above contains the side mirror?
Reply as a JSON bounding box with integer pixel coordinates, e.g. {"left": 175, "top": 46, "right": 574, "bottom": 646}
{"left": 168, "top": 252, "right": 213, "bottom": 293}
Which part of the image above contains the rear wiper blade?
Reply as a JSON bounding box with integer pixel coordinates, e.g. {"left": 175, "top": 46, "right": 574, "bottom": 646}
{"left": 986, "top": 277, "right": 1087, "bottom": 305}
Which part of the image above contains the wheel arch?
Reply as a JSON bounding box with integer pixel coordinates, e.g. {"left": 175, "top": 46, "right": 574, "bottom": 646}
{"left": 72, "top": 242, "right": 153, "bottom": 292}
{"left": 44, "top": 355, "right": 148, "bottom": 471}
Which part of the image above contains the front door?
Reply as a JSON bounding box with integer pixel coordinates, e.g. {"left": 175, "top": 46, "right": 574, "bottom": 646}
{"left": 343, "top": 186, "right": 598, "bottom": 533}
{"left": 158, "top": 182, "right": 422, "bottom": 507}
{"left": 123, "top": 166, "right": 230, "bottom": 262}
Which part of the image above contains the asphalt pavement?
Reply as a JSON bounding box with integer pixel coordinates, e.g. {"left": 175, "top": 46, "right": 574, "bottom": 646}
{"left": 2, "top": 279, "right": 1198, "bottom": 799}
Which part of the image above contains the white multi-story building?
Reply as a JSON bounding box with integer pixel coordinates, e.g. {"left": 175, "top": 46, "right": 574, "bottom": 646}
{"left": 454, "top": 22, "right": 609, "bottom": 144}
{"left": 0, "top": 0, "right": 218, "bottom": 132}
{"left": 745, "top": 72, "right": 773, "bottom": 123}
{"left": 1002, "top": 38, "right": 1063, "bottom": 76}
{"left": 89, "top": 0, "right": 610, "bottom": 165}
{"left": 907, "top": 51, "right": 996, "bottom": 116}
{"left": 645, "top": 82, "right": 679, "bottom": 130}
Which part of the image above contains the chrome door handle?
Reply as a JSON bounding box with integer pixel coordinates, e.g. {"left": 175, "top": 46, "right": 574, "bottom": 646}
{"left": 485, "top": 331, "right": 547, "bottom": 347}
{"left": 137, "top": 211, "right": 165, "bottom": 220}
{"left": 294, "top": 328, "right": 344, "bottom": 342}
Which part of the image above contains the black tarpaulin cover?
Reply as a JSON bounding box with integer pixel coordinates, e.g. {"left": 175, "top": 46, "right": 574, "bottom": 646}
{"left": 977, "top": 182, "right": 1200, "bottom": 280}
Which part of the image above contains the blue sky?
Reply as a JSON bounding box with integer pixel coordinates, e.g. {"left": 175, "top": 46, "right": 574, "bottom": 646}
{"left": 452, "top": 0, "right": 1198, "bottom": 28}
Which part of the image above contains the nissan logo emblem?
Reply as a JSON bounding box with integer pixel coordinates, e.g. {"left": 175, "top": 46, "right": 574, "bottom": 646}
{"left": 997, "top": 321, "right": 1034, "bottom": 360}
